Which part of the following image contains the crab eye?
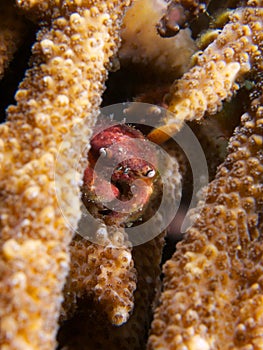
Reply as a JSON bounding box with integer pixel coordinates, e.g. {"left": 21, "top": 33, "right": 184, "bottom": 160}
{"left": 99, "top": 147, "right": 107, "bottom": 157}
{"left": 145, "top": 169, "right": 156, "bottom": 178}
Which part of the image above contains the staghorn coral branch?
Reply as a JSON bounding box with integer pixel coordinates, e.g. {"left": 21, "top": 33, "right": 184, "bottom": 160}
{"left": 148, "top": 79, "right": 263, "bottom": 349}
{"left": 0, "top": 0, "right": 28, "bottom": 79}
{"left": 62, "top": 225, "right": 137, "bottom": 326}
{"left": 0, "top": 1, "right": 132, "bottom": 349}
{"left": 148, "top": 6, "right": 263, "bottom": 144}
{"left": 16, "top": 0, "right": 51, "bottom": 12}
{"left": 59, "top": 234, "right": 165, "bottom": 350}
{"left": 16, "top": 0, "right": 133, "bottom": 21}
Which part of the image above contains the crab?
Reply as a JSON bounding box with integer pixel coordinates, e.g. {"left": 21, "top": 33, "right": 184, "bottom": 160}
{"left": 81, "top": 123, "right": 161, "bottom": 227}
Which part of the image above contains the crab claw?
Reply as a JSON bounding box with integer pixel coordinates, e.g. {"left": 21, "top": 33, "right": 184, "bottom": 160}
{"left": 83, "top": 167, "right": 120, "bottom": 203}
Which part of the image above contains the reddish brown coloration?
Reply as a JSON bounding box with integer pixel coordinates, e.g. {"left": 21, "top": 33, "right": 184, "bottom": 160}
{"left": 157, "top": 0, "right": 211, "bottom": 37}
{"left": 82, "top": 123, "right": 160, "bottom": 227}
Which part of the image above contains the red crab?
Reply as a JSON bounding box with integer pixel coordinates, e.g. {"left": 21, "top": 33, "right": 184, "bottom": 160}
{"left": 82, "top": 123, "right": 161, "bottom": 227}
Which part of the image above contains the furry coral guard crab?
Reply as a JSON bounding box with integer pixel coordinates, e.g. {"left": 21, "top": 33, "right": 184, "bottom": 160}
{"left": 0, "top": 0, "right": 262, "bottom": 350}
{"left": 82, "top": 123, "right": 160, "bottom": 227}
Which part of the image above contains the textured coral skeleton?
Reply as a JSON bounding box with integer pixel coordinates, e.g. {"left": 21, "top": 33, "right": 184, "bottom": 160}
{"left": 148, "top": 74, "right": 263, "bottom": 349}
{"left": 0, "top": 1, "right": 133, "bottom": 348}
{"left": 148, "top": 4, "right": 263, "bottom": 143}
{"left": 59, "top": 233, "right": 166, "bottom": 350}
{"left": 0, "top": 0, "right": 262, "bottom": 350}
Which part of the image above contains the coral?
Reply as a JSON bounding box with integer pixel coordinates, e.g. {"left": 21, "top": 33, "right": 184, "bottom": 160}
{"left": 120, "top": 0, "right": 196, "bottom": 76}
{"left": 1, "top": 0, "right": 263, "bottom": 349}
{"left": 247, "top": 0, "right": 263, "bottom": 6}
{"left": 0, "top": 0, "right": 27, "bottom": 78}
{"left": 58, "top": 234, "right": 165, "bottom": 350}
{"left": 62, "top": 227, "right": 137, "bottom": 326}
{"left": 16, "top": 0, "right": 52, "bottom": 15}
{"left": 148, "top": 79, "right": 263, "bottom": 349}
{"left": 148, "top": 6, "right": 263, "bottom": 144}
{"left": 0, "top": 1, "right": 132, "bottom": 349}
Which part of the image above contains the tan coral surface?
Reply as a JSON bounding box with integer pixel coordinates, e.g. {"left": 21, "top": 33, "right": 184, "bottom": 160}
{"left": 148, "top": 6, "right": 263, "bottom": 143}
{"left": 62, "top": 225, "right": 137, "bottom": 326}
{"left": 1, "top": 1, "right": 263, "bottom": 349}
{"left": 0, "top": 1, "right": 131, "bottom": 349}
{"left": 59, "top": 234, "right": 165, "bottom": 350}
{"left": 148, "top": 84, "right": 263, "bottom": 349}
